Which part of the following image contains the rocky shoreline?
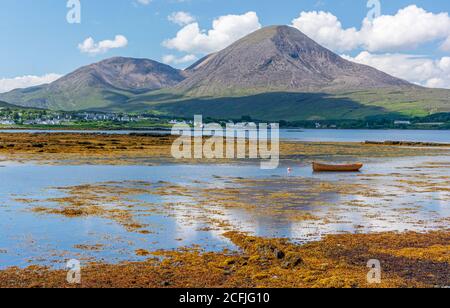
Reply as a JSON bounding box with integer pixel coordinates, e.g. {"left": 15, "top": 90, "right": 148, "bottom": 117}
{"left": 0, "top": 231, "right": 448, "bottom": 288}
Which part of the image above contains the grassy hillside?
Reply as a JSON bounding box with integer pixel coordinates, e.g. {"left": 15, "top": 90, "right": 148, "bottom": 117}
{"left": 0, "top": 100, "right": 19, "bottom": 108}
{"left": 143, "top": 92, "right": 394, "bottom": 121}
{"left": 0, "top": 101, "right": 13, "bottom": 108}
{"left": 2, "top": 86, "right": 449, "bottom": 121}
{"left": 1, "top": 27, "right": 449, "bottom": 121}
{"left": 0, "top": 57, "right": 185, "bottom": 111}
{"left": 0, "top": 100, "right": 41, "bottom": 110}
{"left": 76, "top": 87, "right": 450, "bottom": 121}
{"left": 337, "top": 88, "right": 450, "bottom": 117}
{"left": 0, "top": 86, "right": 135, "bottom": 111}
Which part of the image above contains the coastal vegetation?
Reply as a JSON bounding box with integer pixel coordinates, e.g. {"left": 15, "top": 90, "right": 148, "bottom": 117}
{"left": 0, "top": 133, "right": 449, "bottom": 165}
{"left": 1, "top": 231, "right": 448, "bottom": 288}
{"left": 1, "top": 105, "right": 450, "bottom": 130}
{"left": 0, "top": 132, "right": 448, "bottom": 288}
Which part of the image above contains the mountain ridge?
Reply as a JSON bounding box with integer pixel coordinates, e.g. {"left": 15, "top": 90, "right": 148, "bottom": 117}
{"left": 175, "top": 26, "right": 415, "bottom": 96}
{"left": 0, "top": 25, "right": 448, "bottom": 120}
{"left": 0, "top": 57, "right": 185, "bottom": 110}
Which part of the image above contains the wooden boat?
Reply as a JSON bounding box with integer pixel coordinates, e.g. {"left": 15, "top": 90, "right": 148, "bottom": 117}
{"left": 313, "top": 162, "right": 363, "bottom": 172}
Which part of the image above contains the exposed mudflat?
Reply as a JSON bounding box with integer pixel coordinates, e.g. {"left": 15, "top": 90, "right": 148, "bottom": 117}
{"left": 1, "top": 132, "right": 449, "bottom": 165}
{"left": 0, "top": 231, "right": 448, "bottom": 288}
{"left": 0, "top": 133, "right": 449, "bottom": 288}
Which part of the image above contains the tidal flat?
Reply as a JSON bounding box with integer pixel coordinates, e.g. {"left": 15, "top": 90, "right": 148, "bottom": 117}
{"left": 0, "top": 133, "right": 448, "bottom": 288}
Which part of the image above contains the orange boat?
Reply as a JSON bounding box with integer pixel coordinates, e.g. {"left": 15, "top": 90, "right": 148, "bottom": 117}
{"left": 313, "top": 162, "right": 363, "bottom": 172}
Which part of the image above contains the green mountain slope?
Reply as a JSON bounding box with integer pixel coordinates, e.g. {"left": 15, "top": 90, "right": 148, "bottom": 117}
{"left": 89, "top": 87, "right": 448, "bottom": 121}
{"left": 0, "top": 100, "right": 15, "bottom": 108}
{"left": 0, "top": 27, "right": 449, "bottom": 120}
{"left": 0, "top": 57, "right": 185, "bottom": 111}
{"left": 0, "top": 100, "right": 40, "bottom": 110}
{"left": 135, "top": 25, "right": 446, "bottom": 121}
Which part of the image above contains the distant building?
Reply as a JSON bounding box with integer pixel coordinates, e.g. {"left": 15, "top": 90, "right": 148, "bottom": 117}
{"left": 169, "top": 120, "right": 186, "bottom": 125}
{"left": 394, "top": 120, "right": 411, "bottom": 125}
{"left": 415, "top": 122, "right": 444, "bottom": 126}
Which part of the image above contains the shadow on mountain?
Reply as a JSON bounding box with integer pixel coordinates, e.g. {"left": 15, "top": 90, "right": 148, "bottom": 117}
{"left": 86, "top": 92, "right": 186, "bottom": 113}
{"left": 133, "top": 92, "right": 403, "bottom": 121}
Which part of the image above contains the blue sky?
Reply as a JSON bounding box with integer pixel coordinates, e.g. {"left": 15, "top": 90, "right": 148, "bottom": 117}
{"left": 1, "top": 0, "right": 450, "bottom": 91}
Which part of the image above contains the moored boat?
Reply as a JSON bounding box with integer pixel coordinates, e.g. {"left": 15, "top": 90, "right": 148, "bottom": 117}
{"left": 312, "top": 162, "right": 363, "bottom": 172}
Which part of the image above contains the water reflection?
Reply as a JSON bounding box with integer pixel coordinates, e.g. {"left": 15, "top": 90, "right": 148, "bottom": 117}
{"left": 0, "top": 156, "right": 448, "bottom": 269}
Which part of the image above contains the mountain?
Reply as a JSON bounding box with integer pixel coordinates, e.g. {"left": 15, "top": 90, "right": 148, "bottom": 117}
{"left": 131, "top": 26, "right": 448, "bottom": 120}
{"left": 0, "top": 100, "right": 35, "bottom": 109}
{"left": 0, "top": 100, "right": 13, "bottom": 107}
{"left": 0, "top": 57, "right": 185, "bottom": 111}
{"left": 177, "top": 25, "right": 415, "bottom": 96}
{"left": 0, "top": 26, "right": 449, "bottom": 120}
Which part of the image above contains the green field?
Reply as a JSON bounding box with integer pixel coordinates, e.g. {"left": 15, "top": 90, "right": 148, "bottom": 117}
{"left": 2, "top": 87, "right": 450, "bottom": 122}
{"left": 92, "top": 88, "right": 450, "bottom": 122}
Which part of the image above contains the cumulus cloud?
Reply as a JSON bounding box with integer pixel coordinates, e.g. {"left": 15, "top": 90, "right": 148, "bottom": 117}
{"left": 292, "top": 11, "right": 361, "bottom": 51}
{"left": 78, "top": 35, "right": 128, "bottom": 55}
{"left": 163, "top": 11, "right": 261, "bottom": 54}
{"left": 342, "top": 52, "right": 450, "bottom": 89}
{"left": 0, "top": 74, "right": 62, "bottom": 93}
{"left": 168, "top": 11, "right": 196, "bottom": 26}
{"left": 162, "top": 54, "right": 197, "bottom": 65}
{"left": 136, "top": 0, "right": 151, "bottom": 5}
{"left": 292, "top": 5, "right": 450, "bottom": 52}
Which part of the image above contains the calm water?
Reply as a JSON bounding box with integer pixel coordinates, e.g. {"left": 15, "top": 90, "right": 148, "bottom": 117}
{"left": 0, "top": 157, "right": 448, "bottom": 269}
{"left": 280, "top": 129, "right": 450, "bottom": 143}
{"left": 1, "top": 129, "right": 449, "bottom": 143}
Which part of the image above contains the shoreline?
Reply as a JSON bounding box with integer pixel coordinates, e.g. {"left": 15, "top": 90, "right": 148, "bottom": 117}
{"left": 1, "top": 125, "right": 450, "bottom": 131}
{"left": 0, "top": 133, "right": 448, "bottom": 288}
{"left": 0, "top": 132, "right": 449, "bottom": 164}
{"left": 1, "top": 230, "right": 448, "bottom": 288}
{"left": 0, "top": 126, "right": 173, "bottom": 132}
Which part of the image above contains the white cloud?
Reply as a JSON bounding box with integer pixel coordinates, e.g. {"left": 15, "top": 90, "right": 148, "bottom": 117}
{"left": 292, "top": 11, "right": 361, "bottom": 51}
{"left": 162, "top": 54, "right": 197, "bottom": 65}
{"left": 0, "top": 74, "right": 62, "bottom": 93}
{"left": 292, "top": 5, "right": 450, "bottom": 52}
{"left": 136, "top": 0, "right": 151, "bottom": 5}
{"left": 163, "top": 11, "right": 261, "bottom": 54}
{"left": 168, "top": 11, "right": 196, "bottom": 26}
{"left": 342, "top": 52, "right": 450, "bottom": 89}
{"left": 362, "top": 6, "right": 450, "bottom": 52}
{"left": 78, "top": 35, "right": 128, "bottom": 55}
